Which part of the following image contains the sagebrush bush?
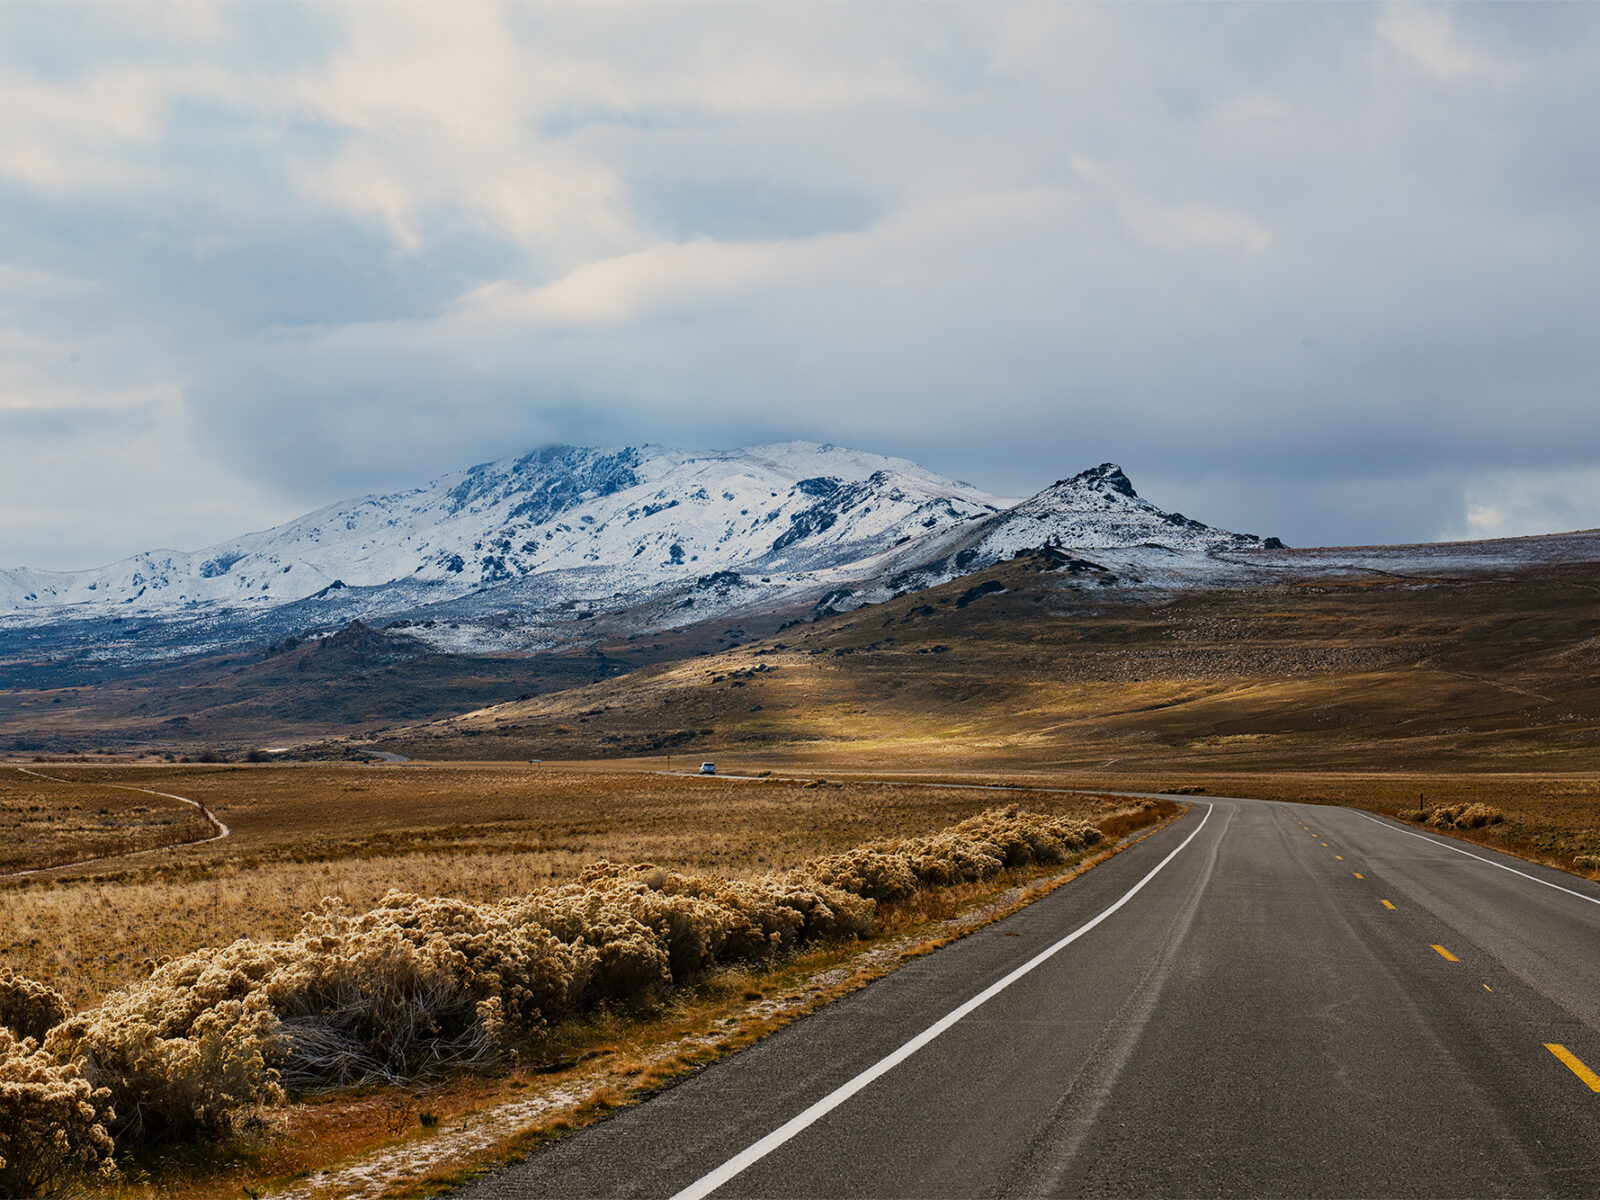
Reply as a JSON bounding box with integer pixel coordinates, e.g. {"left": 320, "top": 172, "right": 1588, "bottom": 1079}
{"left": 0, "top": 971, "right": 72, "bottom": 1043}
{"left": 0, "top": 1028, "right": 115, "bottom": 1198}
{"left": 1419, "top": 803, "right": 1506, "bottom": 831}
{"left": 272, "top": 895, "right": 591, "bottom": 1086}
{"left": 807, "top": 807, "right": 1100, "bottom": 900}
{"left": 809, "top": 848, "right": 922, "bottom": 901}
{"left": 52, "top": 980, "right": 285, "bottom": 1145}
{"left": 16, "top": 806, "right": 1102, "bottom": 1185}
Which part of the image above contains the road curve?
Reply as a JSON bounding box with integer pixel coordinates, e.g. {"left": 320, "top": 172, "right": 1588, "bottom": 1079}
{"left": 460, "top": 795, "right": 1600, "bottom": 1198}
{"left": 0, "top": 766, "right": 229, "bottom": 880}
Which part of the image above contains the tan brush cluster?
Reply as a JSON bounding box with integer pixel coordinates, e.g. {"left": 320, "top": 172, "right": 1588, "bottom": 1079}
{"left": 0, "top": 806, "right": 1099, "bottom": 1196}
{"left": 1396, "top": 802, "right": 1507, "bottom": 831}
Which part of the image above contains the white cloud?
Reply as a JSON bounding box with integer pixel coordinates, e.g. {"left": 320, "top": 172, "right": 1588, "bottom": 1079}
{"left": 280, "top": 5, "right": 632, "bottom": 255}
{"left": 2, "top": 2, "right": 1600, "bottom": 567}
{"left": 1377, "top": 5, "right": 1517, "bottom": 84}
{"left": 0, "top": 67, "right": 169, "bottom": 190}
{"left": 1441, "top": 468, "right": 1600, "bottom": 542}
{"left": 0, "top": 384, "right": 300, "bottom": 569}
{"left": 1071, "top": 157, "right": 1273, "bottom": 255}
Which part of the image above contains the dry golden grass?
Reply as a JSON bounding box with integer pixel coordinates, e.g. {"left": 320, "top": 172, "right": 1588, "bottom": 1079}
{"left": 91, "top": 807, "right": 1169, "bottom": 1200}
{"left": 315, "top": 555, "right": 1600, "bottom": 880}
{"left": 0, "top": 767, "right": 212, "bottom": 874}
{"left": 0, "top": 764, "right": 1122, "bottom": 1006}
{"left": 378, "top": 557, "right": 1600, "bottom": 784}
{"left": 5, "top": 760, "right": 1589, "bottom": 1015}
{"left": 0, "top": 786, "right": 1164, "bottom": 1200}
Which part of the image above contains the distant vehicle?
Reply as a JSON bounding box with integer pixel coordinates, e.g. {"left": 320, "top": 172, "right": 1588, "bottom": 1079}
{"left": 699, "top": 761, "right": 716, "bottom": 775}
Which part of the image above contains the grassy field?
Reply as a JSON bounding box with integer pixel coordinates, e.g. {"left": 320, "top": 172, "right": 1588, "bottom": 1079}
{"left": 0, "top": 767, "right": 215, "bottom": 874}
{"left": 370, "top": 555, "right": 1600, "bottom": 775}
{"left": 8, "top": 549, "right": 1600, "bottom": 1196}
{"left": 299, "top": 551, "right": 1600, "bottom": 877}
{"left": 7, "top": 551, "right": 1600, "bottom": 1004}
{"left": 5, "top": 756, "right": 1594, "bottom": 1019}
{"left": 0, "top": 762, "right": 1132, "bottom": 1007}
{"left": 0, "top": 758, "right": 1168, "bottom": 1199}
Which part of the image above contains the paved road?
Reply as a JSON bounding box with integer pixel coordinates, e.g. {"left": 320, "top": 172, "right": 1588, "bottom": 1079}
{"left": 461, "top": 797, "right": 1600, "bottom": 1198}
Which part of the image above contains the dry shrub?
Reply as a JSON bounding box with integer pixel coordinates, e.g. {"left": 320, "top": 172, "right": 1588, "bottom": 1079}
{"left": 271, "top": 895, "right": 592, "bottom": 1087}
{"left": 16, "top": 806, "right": 1091, "bottom": 1183}
{"left": 507, "top": 884, "right": 669, "bottom": 1005}
{"left": 46, "top": 938, "right": 290, "bottom": 1142}
{"left": 51, "top": 977, "right": 284, "bottom": 1145}
{"left": 0, "top": 971, "right": 72, "bottom": 1044}
{"left": 1575, "top": 854, "right": 1600, "bottom": 872}
{"left": 808, "top": 807, "right": 1101, "bottom": 899}
{"left": 1097, "top": 801, "right": 1165, "bottom": 843}
{"left": 806, "top": 849, "right": 921, "bottom": 901}
{"left": 1418, "top": 803, "right": 1506, "bottom": 831}
{"left": 1455, "top": 803, "right": 1506, "bottom": 830}
{"left": 502, "top": 860, "right": 874, "bottom": 996}
{"left": 569, "top": 861, "right": 874, "bottom": 973}
{"left": 0, "top": 1028, "right": 115, "bottom": 1198}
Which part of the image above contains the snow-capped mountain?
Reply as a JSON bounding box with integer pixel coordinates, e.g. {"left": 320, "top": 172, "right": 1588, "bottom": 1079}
{"left": 0, "top": 442, "right": 1014, "bottom": 623}
{"left": 966, "top": 463, "right": 1280, "bottom": 558}
{"left": 0, "top": 444, "right": 1283, "bottom": 656}
{"left": 834, "top": 462, "right": 1282, "bottom": 606}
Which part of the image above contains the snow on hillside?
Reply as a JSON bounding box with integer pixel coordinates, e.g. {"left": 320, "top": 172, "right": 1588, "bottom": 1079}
{"left": 819, "top": 462, "right": 1282, "bottom": 608}
{"left": 0, "top": 442, "right": 1015, "bottom": 622}
{"left": 967, "top": 463, "right": 1278, "bottom": 559}
{"left": 7, "top": 438, "right": 1596, "bottom": 670}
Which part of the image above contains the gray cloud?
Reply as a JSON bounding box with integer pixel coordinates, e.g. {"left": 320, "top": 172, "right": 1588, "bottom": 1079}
{"left": 2, "top": 2, "right": 1599, "bottom": 569}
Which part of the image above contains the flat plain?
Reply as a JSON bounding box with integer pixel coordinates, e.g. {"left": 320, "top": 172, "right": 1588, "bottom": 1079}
{"left": 0, "top": 767, "right": 214, "bottom": 875}
{"left": 0, "top": 762, "right": 1127, "bottom": 1007}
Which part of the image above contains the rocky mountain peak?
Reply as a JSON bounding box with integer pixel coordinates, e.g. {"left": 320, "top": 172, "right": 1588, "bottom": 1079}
{"left": 0, "top": 441, "right": 1282, "bottom": 660}
{"left": 1057, "top": 463, "right": 1138, "bottom": 499}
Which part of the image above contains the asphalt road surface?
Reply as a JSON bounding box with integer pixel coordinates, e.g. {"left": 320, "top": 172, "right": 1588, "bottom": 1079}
{"left": 460, "top": 796, "right": 1600, "bottom": 1198}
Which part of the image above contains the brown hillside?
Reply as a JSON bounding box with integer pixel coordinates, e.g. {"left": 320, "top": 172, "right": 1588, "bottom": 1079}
{"left": 362, "top": 550, "right": 1600, "bottom": 778}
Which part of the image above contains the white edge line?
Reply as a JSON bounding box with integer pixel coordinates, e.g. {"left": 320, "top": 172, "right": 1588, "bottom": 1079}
{"left": 668, "top": 802, "right": 1215, "bottom": 1200}
{"left": 1350, "top": 810, "right": 1600, "bottom": 908}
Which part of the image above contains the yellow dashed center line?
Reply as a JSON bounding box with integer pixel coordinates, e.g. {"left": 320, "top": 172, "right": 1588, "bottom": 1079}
{"left": 1483, "top": 984, "right": 1493, "bottom": 992}
{"left": 1381, "top": 900, "right": 1396, "bottom": 910}
{"left": 1353, "top": 872, "right": 1364, "bottom": 880}
{"left": 1545, "top": 1044, "right": 1600, "bottom": 1092}
{"left": 1335, "top": 855, "right": 1344, "bottom": 861}
{"left": 1432, "top": 944, "right": 1460, "bottom": 962}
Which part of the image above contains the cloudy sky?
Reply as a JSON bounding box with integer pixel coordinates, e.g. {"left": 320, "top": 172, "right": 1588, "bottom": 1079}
{"left": 3, "top": 2, "right": 1598, "bottom": 570}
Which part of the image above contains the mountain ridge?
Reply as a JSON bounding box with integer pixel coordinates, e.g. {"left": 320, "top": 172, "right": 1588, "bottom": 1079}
{"left": 0, "top": 441, "right": 1014, "bottom": 617}
{"left": 0, "top": 441, "right": 1287, "bottom": 662}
